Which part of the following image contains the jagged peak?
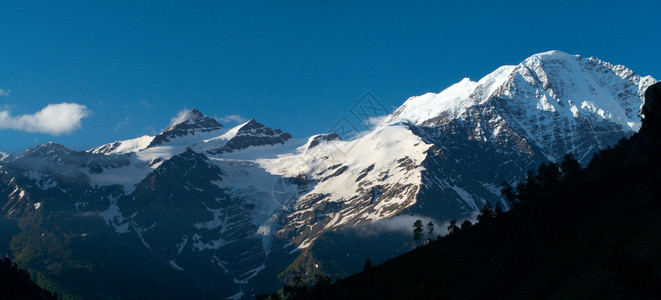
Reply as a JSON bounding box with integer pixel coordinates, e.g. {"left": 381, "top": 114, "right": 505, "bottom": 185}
{"left": 166, "top": 109, "right": 222, "bottom": 131}
{"left": 146, "top": 109, "right": 224, "bottom": 148}
{"left": 389, "top": 51, "right": 654, "bottom": 128}
{"left": 237, "top": 119, "right": 264, "bottom": 132}
{"left": 26, "top": 142, "right": 72, "bottom": 154}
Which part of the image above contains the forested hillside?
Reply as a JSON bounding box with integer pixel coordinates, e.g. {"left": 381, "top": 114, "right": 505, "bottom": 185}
{"left": 268, "top": 83, "right": 661, "bottom": 299}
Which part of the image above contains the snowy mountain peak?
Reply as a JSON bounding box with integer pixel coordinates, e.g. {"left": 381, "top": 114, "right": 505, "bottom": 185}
{"left": 204, "top": 119, "right": 293, "bottom": 154}
{"left": 0, "top": 51, "right": 656, "bottom": 298}
{"left": 166, "top": 109, "right": 213, "bottom": 130}
{"left": 237, "top": 119, "right": 265, "bottom": 132}
{"left": 90, "top": 109, "right": 224, "bottom": 155}
{"left": 25, "top": 142, "right": 73, "bottom": 157}
{"left": 530, "top": 49, "right": 573, "bottom": 59}
{"left": 390, "top": 51, "right": 655, "bottom": 131}
{"left": 151, "top": 109, "right": 223, "bottom": 147}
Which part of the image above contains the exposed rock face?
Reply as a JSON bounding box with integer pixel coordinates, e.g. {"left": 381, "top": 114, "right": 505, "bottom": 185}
{"left": 149, "top": 109, "right": 224, "bottom": 147}
{"left": 307, "top": 133, "right": 342, "bottom": 149}
{"left": 207, "top": 119, "right": 292, "bottom": 154}
{"left": 0, "top": 51, "right": 655, "bottom": 299}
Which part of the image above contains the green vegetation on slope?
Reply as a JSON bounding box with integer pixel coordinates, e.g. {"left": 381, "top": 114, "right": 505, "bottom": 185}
{"left": 1, "top": 255, "right": 59, "bottom": 299}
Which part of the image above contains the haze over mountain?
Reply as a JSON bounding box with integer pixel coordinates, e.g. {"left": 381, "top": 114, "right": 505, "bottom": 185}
{"left": 0, "top": 51, "right": 655, "bottom": 299}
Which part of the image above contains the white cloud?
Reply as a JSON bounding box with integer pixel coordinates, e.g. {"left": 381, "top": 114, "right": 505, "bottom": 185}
{"left": 365, "top": 115, "right": 388, "bottom": 126}
{"left": 363, "top": 215, "right": 439, "bottom": 235}
{"left": 218, "top": 114, "right": 247, "bottom": 124}
{"left": 115, "top": 117, "right": 130, "bottom": 131}
{"left": 350, "top": 114, "right": 389, "bottom": 140}
{"left": 361, "top": 212, "right": 479, "bottom": 237}
{"left": 0, "top": 103, "right": 91, "bottom": 135}
{"left": 0, "top": 89, "right": 9, "bottom": 96}
{"left": 169, "top": 108, "right": 193, "bottom": 127}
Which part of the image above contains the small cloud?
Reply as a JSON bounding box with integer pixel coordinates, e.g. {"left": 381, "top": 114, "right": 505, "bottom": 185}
{"left": 0, "top": 89, "right": 9, "bottom": 96}
{"left": 365, "top": 115, "right": 388, "bottom": 126}
{"left": 218, "top": 114, "right": 247, "bottom": 124}
{"left": 349, "top": 114, "right": 389, "bottom": 140}
{"left": 170, "top": 108, "right": 193, "bottom": 127}
{"left": 115, "top": 117, "right": 130, "bottom": 131}
{"left": 363, "top": 215, "right": 439, "bottom": 235}
{"left": 138, "top": 100, "right": 151, "bottom": 108}
{"left": 0, "top": 103, "right": 91, "bottom": 135}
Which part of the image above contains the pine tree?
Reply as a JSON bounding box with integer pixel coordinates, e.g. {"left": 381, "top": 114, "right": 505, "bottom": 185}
{"left": 560, "top": 153, "right": 581, "bottom": 183}
{"left": 477, "top": 202, "right": 496, "bottom": 223}
{"left": 537, "top": 162, "right": 561, "bottom": 187}
{"left": 495, "top": 203, "right": 504, "bottom": 216}
{"left": 427, "top": 221, "right": 434, "bottom": 236}
{"left": 500, "top": 181, "right": 517, "bottom": 207}
{"left": 460, "top": 219, "right": 473, "bottom": 230}
{"left": 312, "top": 273, "right": 331, "bottom": 291}
{"left": 413, "top": 220, "right": 424, "bottom": 246}
{"left": 447, "top": 219, "right": 459, "bottom": 235}
{"left": 524, "top": 170, "right": 541, "bottom": 202}
{"left": 364, "top": 259, "right": 372, "bottom": 272}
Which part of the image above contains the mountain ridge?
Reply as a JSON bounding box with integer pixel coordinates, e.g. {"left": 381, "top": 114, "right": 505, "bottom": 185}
{"left": 0, "top": 51, "right": 656, "bottom": 299}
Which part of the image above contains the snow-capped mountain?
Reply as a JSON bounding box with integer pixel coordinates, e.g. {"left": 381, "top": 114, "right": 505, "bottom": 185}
{"left": 0, "top": 51, "right": 655, "bottom": 299}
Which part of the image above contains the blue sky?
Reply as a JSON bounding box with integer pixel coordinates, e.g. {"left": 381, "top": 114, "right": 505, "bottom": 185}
{"left": 1, "top": 0, "right": 659, "bottom": 153}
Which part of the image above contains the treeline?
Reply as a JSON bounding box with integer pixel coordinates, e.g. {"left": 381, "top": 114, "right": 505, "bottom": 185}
{"left": 0, "top": 256, "right": 59, "bottom": 299}
{"left": 500, "top": 153, "right": 582, "bottom": 207}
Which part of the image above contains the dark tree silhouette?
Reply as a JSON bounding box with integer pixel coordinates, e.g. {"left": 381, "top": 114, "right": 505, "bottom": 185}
{"left": 0, "top": 256, "right": 58, "bottom": 299}
{"left": 536, "top": 162, "right": 561, "bottom": 187}
{"left": 495, "top": 203, "right": 504, "bottom": 216}
{"left": 311, "top": 273, "right": 331, "bottom": 291}
{"left": 460, "top": 220, "right": 473, "bottom": 230}
{"left": 560, "top": 153, "right": 581, "bottom": 183}
{"left": 447, "top": 219, "right": 459, "bottom": 235}
{"left": 477, "top": 202, "right": 496, "bottom": 223}
{"left": 523, "top": 170, "right": 541, "bottom": 202}
{"left": 500, "top": 181, "right": 517, "bottom": 207}
{"left": 364, "top": 259, "right": 372, "bottom": 272}
{"left": 413, "top": 220, "right": 424, "bottom": 246}
{"left": 427, "top": 221, "right": 434, "bottom": 236}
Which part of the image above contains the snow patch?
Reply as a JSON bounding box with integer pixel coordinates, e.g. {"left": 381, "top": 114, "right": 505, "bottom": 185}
{"left": 169, "top": 260, "right": 184, "bottom": 271}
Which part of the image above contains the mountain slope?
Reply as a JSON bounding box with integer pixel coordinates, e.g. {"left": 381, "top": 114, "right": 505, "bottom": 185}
{"left": 0, "top": 51, "right": 655, "bottom": 298}
{"left": 254, "top": 51, "right": 654, "bottom": 281}
{"left": 305, "top": 83, "right": 661, "bottom": 299}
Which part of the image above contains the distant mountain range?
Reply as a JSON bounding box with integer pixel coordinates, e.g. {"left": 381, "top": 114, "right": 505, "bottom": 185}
{"left": 0, "top": 51, "right": 655, "bottom": 299}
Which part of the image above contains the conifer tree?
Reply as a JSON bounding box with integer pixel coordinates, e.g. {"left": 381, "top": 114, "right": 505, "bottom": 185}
{"left": 500, "top": 181, "right": 517, "bottom": 207}
{"left": 364, "top": 259, "right": 372, "bottom": 272}
{"left": 427, "top": 221, "right": 434, "bottom": 236}
{"left": 560, "top": 153, "right": 581, "bottom": 183}
{"left": 447, "top": 219, "right": 459, "bottom": 235}
{"left": 477, "top": 202, "right": 496, "bottom": 223}
{"left": 461, "top": 219, "right": 473, "bottom": 230}
{"left": 413, "top": 220, "right": 424, "bottom": 246}
{"left": 312, "top": 273, "right": 331, "bottom": 291}
{"left": 495, "top": 203, "right": 504, "bottom": 216}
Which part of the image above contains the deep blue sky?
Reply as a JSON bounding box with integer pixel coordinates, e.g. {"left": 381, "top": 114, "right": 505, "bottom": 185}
{"left": 1, "top": 0, "right": 659, "bottom": 153}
